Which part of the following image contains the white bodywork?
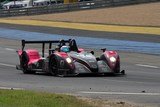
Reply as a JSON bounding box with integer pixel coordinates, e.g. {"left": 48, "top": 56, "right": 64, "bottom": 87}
{"left": 3, "top": 0, "right": 32, "bottom": 9}
{"left": 33, "top": 0, "right": 62, "bottom": 6}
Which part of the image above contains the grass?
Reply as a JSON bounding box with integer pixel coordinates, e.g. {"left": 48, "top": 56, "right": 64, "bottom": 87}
{"left": 0, "top": 89, "right": 93, "bottom": 107}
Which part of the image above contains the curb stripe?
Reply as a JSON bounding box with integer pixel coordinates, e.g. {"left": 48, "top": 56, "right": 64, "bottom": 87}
{"left": 0, "top": 19, "right": 160, "bottom": 35}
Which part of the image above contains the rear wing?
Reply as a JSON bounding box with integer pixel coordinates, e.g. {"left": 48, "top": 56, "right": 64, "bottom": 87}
{"left": 21, "top": 39, "right": 78, "bottom": 57}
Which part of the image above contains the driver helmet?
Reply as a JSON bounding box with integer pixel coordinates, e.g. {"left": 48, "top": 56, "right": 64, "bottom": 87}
{"left": 60, "top": 46, "right": 70, "bottom": 52}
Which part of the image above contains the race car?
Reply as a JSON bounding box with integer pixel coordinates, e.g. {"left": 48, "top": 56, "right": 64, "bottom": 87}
{"left": 16, "top": 39, "right": 125, "bottom": 76}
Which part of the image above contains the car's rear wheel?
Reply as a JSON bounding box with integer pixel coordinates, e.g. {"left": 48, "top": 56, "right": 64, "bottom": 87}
{"left": 21, "top": 51, "right": 35, "bottom": 74}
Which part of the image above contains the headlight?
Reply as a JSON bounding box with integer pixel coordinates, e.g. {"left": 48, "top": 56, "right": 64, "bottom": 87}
{"left": 110, "top": 57, "right": 116, "bottom": 62}
{"left": 66, "top": 57, "right": 72, "bottom": 63}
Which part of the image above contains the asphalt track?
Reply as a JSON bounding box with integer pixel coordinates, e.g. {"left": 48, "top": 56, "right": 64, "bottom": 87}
{"left": 0, "top": 23, "right": 160, "bottom": 106}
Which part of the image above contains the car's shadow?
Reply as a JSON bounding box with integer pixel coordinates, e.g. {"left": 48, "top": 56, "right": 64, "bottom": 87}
{"left": 70, "top": 74, "right": 126, "bottom": 78}
{"left": 30, "top": 72, "right": 126, "bottom": 78}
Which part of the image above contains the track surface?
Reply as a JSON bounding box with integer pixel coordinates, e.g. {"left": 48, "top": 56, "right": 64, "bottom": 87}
{"left": 0, "top": 25, "right": 160, "bottom": 106}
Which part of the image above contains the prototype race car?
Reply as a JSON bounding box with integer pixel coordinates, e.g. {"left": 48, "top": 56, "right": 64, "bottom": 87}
{"left": 16, "top": 39, "right": 125, "bottom": 76}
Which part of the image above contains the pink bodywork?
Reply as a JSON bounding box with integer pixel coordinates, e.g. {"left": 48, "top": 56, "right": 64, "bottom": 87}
{"left": 17, "top": 50, "right": 22, "bottom": 56}
{"left": 105, "top": 51, "right": 118, "bottom": 57}
{"left": 55, "top": 52, "right": 75, "bottom": 69}
{"left": 55, "top": 52, "right": 69, "bottom": 58}
{"left": 78, "top": 48, "right": 84, "bottom": 53}
{"left": 104, "top": 51, "right": 120, "bottom": 69}
{"left": 17, "top": 49, "right": 42, "bottom": 65}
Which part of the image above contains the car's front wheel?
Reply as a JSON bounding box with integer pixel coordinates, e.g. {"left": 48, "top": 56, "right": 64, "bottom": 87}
{"left": 49, "top": 56, "right": 58, "bottom": 76}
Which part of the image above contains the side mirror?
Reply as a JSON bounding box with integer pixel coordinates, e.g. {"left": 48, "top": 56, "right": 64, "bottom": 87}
{"left": 101, "top": 48, "right": 106, "bottom": 52}
{"left": 90, "top": 51, "right": 94, "bottom": 55}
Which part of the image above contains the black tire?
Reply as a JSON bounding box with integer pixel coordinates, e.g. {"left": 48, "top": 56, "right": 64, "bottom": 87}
{"left": 21, "top": 51, "right": 35, "bottom": 74}
{"left": 49, "top": 56, "right": 58, "bottom": 76}
{"left": 114, "top": 61, "right": 120, "bottom": 73}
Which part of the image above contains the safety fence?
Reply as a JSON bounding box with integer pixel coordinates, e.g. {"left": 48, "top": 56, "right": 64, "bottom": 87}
{"left": 0, "top": 0, "right": 159, "bottom": 17}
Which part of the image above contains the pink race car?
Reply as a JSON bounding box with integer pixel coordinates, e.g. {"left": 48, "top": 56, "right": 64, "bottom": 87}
{"left": 16, "top": 39, "right": 125, "bottom": 76}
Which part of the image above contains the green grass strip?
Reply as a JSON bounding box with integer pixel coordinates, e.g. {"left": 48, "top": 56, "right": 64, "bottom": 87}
{"left": 0, "top": 89, "right": 93, "bottom": 107}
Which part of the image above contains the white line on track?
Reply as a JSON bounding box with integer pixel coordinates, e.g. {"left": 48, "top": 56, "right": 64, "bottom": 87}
{"left": 5, "top": 48, "right": 16, "bottom": 51}
{"left": 0, "top": 63, "right": 15, "bottom": 68}
{"left": 0, "top": 86, "right": 23, "bottom": 90}
{"left": 136, "top": 64, "right": 159, "bottom": 69}
{"left": 79, "top": 91, "right": 160, "bottom": 96}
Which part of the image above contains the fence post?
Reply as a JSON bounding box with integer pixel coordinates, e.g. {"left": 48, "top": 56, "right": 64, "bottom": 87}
{"left": 67, "top": 3, "right": 70, "bottom": 11}
{"left": 8, "top": 9, "right": 10, "bottom": 17}
{"left": 110, "top": 0, "right": 115, "bottom": 6}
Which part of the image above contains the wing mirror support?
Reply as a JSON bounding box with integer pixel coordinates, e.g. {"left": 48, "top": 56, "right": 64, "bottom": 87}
{"left": 90, "top": 51, "right": 94, "bottom": 55}
{"left": 101, "top": 48, "right": 106, "bottom": 52}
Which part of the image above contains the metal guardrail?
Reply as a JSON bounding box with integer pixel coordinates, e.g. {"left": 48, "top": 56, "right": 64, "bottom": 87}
{"left": 0, "top": 0, "right": 159, "bottom": 17}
